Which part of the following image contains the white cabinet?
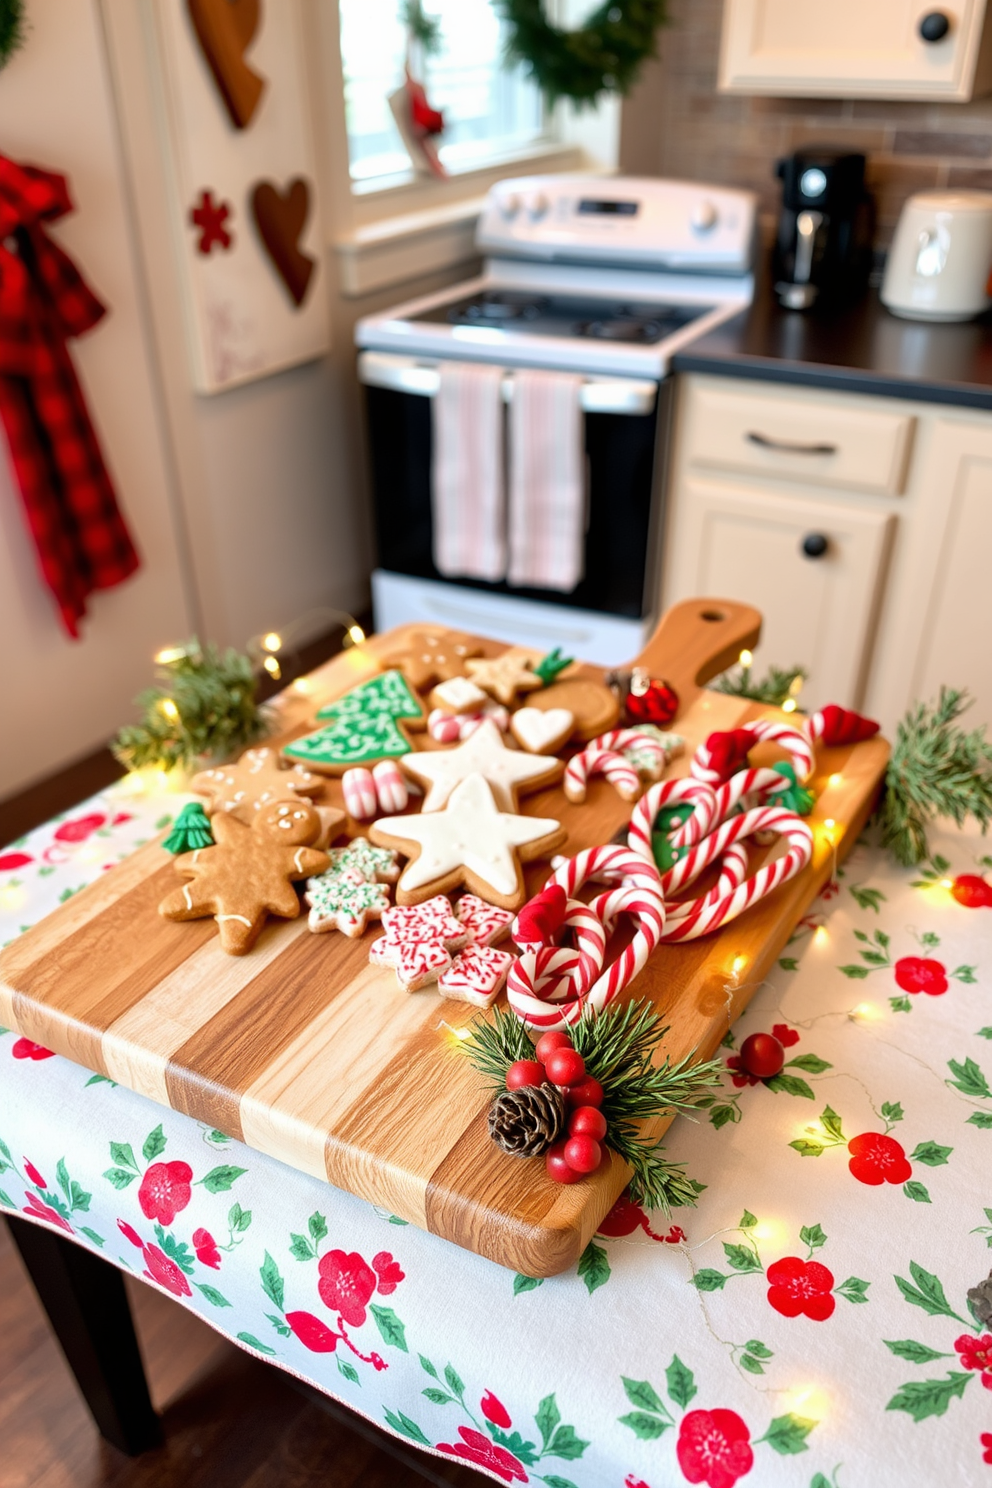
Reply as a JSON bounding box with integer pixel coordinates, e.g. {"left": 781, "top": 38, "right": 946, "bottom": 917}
{"left": 719, "top": 0, "right": 992, "bottom": 101}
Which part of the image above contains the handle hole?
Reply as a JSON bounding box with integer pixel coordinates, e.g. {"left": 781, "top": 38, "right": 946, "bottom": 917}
{"left": 700, "top": 608, "right": 727, "bottom": 622}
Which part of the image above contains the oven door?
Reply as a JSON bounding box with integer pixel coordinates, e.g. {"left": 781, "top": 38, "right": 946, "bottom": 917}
{"left": 358, "top": 351, "right": 662, "bottom": 621}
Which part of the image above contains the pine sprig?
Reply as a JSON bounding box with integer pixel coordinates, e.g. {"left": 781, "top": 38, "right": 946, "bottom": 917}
{"left": 463, "top": 1006, "right": 535, "bottom": 1090}
{"left": 712, "top": 661, "right": 808, "bottom": 708}
{"left": 402, "top": 0, "right": 442, "bottom": 55}
{"left": 880, "top": 687, "right": 992, "bottom": 865}
{"left": 112, "top": 638, "right": 266, "bottom": 774}
{"left": 0, "top": 1, "right": 25, "bottom": 70}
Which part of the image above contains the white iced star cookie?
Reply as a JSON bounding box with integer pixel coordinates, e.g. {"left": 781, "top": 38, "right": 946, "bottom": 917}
{"left": 368, "top": 773, "right": 565, "bottom": 909}
{"left": 400, "top": 719, "right": 563, "bottom": 813}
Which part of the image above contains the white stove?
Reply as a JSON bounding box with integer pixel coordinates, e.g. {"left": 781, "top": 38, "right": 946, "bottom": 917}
{"left": 355, "top": 175, "right": 758, "bottom": 663}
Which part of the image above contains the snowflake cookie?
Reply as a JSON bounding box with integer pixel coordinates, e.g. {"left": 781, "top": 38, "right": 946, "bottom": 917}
{"left": 438, "top": 943, "right": 515, "bottom": 1008}
{"left": 305, "top": 839, "right": 400, "bottom": 937}
{"left": 369, "top": 894, "right": 469, "bottom": 989}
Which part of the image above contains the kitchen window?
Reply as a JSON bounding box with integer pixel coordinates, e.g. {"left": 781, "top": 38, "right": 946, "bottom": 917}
{"left": 339, "top": 0, "right": 547, "bottom": 190}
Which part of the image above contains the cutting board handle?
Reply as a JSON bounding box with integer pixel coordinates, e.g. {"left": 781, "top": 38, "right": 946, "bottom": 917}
{"left": 634, "top": 599, "right": 762, "bottom": 704}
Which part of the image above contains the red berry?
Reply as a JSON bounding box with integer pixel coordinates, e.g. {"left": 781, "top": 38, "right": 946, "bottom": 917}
{"left": 506, "top": 1060, "right": 545, "bottom": 1091}
{"left": 535, "top": 1030, "right": 572, "bottom": 1064}
{"left": 546, "top": 1141, "right": 582, "bottom": 1184}
{"left": 544, "top": 1047, "right": 586, "bottom": 1087}
{"left": 951, "top": 874, "right": 992, "bottom": 909}
{"left": 563, "top": 1135, "right": 602, "bottom": 1174}
{"left": 738, "top": 1032, "right": 785, "bottom": 1080}
{"left": 565, "top": 1075, "right": 604, "bottom": 1109}
{"left": 569, "top": 1106, "right": 607, "bottom": 1141}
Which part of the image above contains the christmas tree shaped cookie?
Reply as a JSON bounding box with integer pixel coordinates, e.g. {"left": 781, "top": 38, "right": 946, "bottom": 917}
{"left": 282, "top": 670, "right": 425, "bottom": 775}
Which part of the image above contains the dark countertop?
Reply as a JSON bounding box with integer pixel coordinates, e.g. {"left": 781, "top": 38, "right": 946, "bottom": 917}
{"left": 672, "top": 273, "right": 992, "bottom": 411}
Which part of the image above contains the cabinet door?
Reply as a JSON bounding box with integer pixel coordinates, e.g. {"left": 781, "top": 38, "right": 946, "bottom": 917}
{"left": 719, "top": 0, "right": 992, "bottom": 100}
{"left": 907, "top": 422, "right": 992, "bottom": 732}
{"left": 664, "top": 481, "right": 895, "bottom": 710}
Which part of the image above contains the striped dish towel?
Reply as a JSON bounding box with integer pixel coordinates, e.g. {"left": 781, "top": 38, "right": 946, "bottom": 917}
{"left": 431, "top": 361, "right": 506, "bottom": 581}
{"left": 507, "top": 369, "right": 585, "bottom": 591}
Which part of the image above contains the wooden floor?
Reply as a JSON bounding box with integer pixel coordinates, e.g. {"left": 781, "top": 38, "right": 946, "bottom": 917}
{"left": 1, "top": 1220, "right": 482, "bottom": 1488}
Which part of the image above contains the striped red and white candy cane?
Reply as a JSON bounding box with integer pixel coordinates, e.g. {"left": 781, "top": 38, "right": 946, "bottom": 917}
{"left": 564, "top": 747, "right": 641, "bottom": 804}
{"left": 550, "top": 842, "right": 662, "bottom": 896}
{"left": 627, "top": 777, "right": 719, "bottom": 867}
{"left": 511, "top": 896, "right": 605, "bottom": 986}
{"left": 708, "top": 766, "right": 794, "bottom": 825}
{"left": 691, "top": 722, "right": 814, "bottom": 786}
{"left": 506, "top": 898, "right": 607, "bottom": 1025}
{"left": 587, "top": 729, "right": 671, "bottom": 778}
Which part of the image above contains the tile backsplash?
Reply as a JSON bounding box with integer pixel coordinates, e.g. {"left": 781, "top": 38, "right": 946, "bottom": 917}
{"left": 619, "top": 0, "right": 992, "bottom": 246}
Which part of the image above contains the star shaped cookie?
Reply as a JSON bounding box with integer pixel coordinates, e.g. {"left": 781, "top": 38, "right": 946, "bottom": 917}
{"left": 191, "top": 746, "right": 325, "bottom": 824}
{"left": 464, "top": 647, "right": 544, "bottom": 706}
{"left": 381, "top": 629, "right": 482, "bottom": 691}
{"left": 369, "top": 773, "right": 565, "bottom": 908}
{"left": 400, "top": 719, "right": 562, "bottom": 812}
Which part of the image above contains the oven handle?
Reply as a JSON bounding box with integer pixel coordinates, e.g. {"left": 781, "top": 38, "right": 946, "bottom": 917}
{"left": 357, "top": 351, "right": 658, "bottom": 416}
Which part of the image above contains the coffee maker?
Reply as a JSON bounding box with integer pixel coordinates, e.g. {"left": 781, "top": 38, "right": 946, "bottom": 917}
{"left": 773, "top": 149, "right": 874, "bottom": 310}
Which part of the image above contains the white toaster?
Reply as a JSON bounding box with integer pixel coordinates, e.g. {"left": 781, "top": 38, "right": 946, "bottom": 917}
{"left": 881, "top": 190, "right": 992, "bottom": 322}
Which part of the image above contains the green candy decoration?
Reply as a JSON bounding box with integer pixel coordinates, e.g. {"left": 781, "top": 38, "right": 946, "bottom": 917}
{"left": 767, "top": 762, "right": 816, "bottom": 817}
{"left": 162, "top": 801, "right": 214, "bottom": 854}
{"left": 534, "top": 647, "right": 574, "bottom": 686}
{"left": 651, "top": 802, "right": 696, "bottom": 873}
{"left": 283, "top": 670, "right": 425, "bottom": 771}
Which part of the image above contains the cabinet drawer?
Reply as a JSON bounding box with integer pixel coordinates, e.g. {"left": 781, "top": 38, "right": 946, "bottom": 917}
{"left": 683, "top": 382, "right": 915, "bottom": 495}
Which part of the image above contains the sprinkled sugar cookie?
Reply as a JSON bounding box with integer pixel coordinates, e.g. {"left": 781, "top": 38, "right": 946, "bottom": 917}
{"left": 305, "top": 841, "right": 399, "bottom": 937}
{"left": 282, "top": 670, "right": 425, "bottom": 775}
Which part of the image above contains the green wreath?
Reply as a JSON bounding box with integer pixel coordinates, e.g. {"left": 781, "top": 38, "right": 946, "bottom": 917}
{"left": 496, "top": 0, "right": 668, "bottom": 107}
{"left": 0, "top": 0, "right": 24, "bottom": 70}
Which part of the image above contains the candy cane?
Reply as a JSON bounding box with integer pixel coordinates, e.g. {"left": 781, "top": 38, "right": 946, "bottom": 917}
{"left": 342, "top": 767, "right": 377, "bottom": 819}
{"left": 372, "top": 759, "right": 408, "bottom": 814}
{"left": 564, "top": 747, "right": 641, "bottom": 804}
{"left": 587, "top": 729, "right": 671, "bottom": 780}
{"left": 506, "top": 899, "right": 607, "bottom": 1025}
{"left": 627, "top": 778, "right": 719, "bottom": 866}
{"left": 691, "top": 721, "right": 814, "bottom": 786}
{"left": 550, "top": 843, "right": 662, "bottom": 897}
{"left": 708, "top": 766, "right": 794, "bottom": 825}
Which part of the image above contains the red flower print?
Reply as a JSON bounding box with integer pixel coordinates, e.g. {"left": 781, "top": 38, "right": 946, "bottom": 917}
{"left": 957, "top": 1335, "right": 992, "bottom": 1373}
{"left": 771, "top": 1023, "right": 800, "bottom": 1047}
{"left": 676, "top": 1409, "right": 753, "bottom": 1488}
{"left": 894, "top": 956, "right": 947, "bottom": 996}
{"left": 847, "top": 1132, "right": 913, "bottom": 1186}
{"left": 138, "top": 1160, "right": 193, "bottom": 1224}
{"left": 626, "top": 1479, "right": 652, "bottom": 1488}
{"left": 766, "top": 1256, "right": 836, "bottom": 1321}
{"left": 437, "top": 1426, "right": 528, "bottom": 1483}
{"left": 111, "top": 811, "right": 133, "bottom": 827}
{"left": 666, "top": 1225, "right": 686, "bottom": 1244}
{"left": 371, "top": 1251, "right": 404, "bottom": 1295}
{"left": 287, "top": 1310, "right": 339, "bottom": 1352}
{"left": 982, "top": 1431, "right": 992, "bottom": 1464}
{"left": 0, "top": 851, "right": 32, "bottom": 870}
{"left": 142, "top": 1243, "right": 192, "bottom": 1298}
{"left": 318, "top": 1249, "right": 377, "bottom": 1327}
{"left": 22, "top": 1193, "right": 73, "bottom": 1232}
{"left": 193, "top": 1227, "right": 221, "bottom": 1269}
{"left": 118, "top": 1219, "right": 143, "bottom": 1248}
{"left": 726, "top": 1056, "right": 759, "bottom": 1088}
{"left": 23, "top": 1159, "right": 46, "bottom": 1188}
{"left": 952, "top": 875, "right": 992, "bottom": 909}
{"left": 11, "top": 1039, "right": 55, "bottom": 1060}
{"left": 481, "top": 1389, "right": 512, "bottom": 1429}
{"left": 54, "top": 812, "right": 106, "bottom": 843}
{"left": 818, "top": 878, "right": 840, "bottom": 901}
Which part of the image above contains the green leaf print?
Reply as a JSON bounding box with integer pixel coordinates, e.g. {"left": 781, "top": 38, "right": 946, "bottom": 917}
{"left": 490, "top": 1428, "right": 539, "bottom": 1465}
{"left": 546, "top": 1424, "right": 589, "bottom": 1461}
{"left": 723, "top": 1243, "right": 762, "bottom": 1272}
{"left": 577, "top": 1241, "right": 611, "bottom": 1295}
{"left": 237, "top": 1332, "right": 277, "bottom": 1356}
{"left": 739, "top": 1210, "right": 757, "bottom": 1228}
{"left": 884, "top": 1339, "right": 953, "bottom": 1363}
{"left": 229, "top": 1201, "right": 251, "bottom": 1233}
{"left": 199, "top": 1165, "right": 247, "bottom": 1193}
{"left": 513, "top": 1273, "right": 543, "bottom": 1295}
{"left": 786, "top": 1054, "right": 832, "bottom": 1074}
{"left": 765, "top": 1073, "right": 815, "bottom": 1099}
{"left": 103, "top": 1167, "right": 137, "bottom": 1189}
{"left": 849, "top": 884, "right": 886, "bottom": 912}
{"left": 266, "top": 1313, "right": 291, "bottom": 1338}
{"left": 835, "top": 1276, "right": 870, "bottom": 1303}
{"left": 779, "top": 957, "right": 799, "bottom": 971}
{"left": 886, "top": 1372, "right": 971, "bottom": 1422}
{"left": 289, "top": 1233, "right": 315, "bottom": 1261}
{"left": 758, "top": 1413, "right": 817, "bottom": 1455}
{"left": 619, "top": 1411, "right": 669, "bottom": 1439}
{"left": 947, "top": 1057, "right": 991, "bottom": 1099}
{"left": 910, "top": 1141, "right": 952, "bottom": 1167}
{"left": 692, "top": 1268, "right": 728, "bottom": 1290}
{"left": 800, "top": 1224, "right": 827, "bottom": 1253}
{"left": 745, "top": 1339, "right": 773, "bottom": 1358}
{"left": 740, "top": 1353, "right": 765, "bottom": 1374}
{"left": 336, "top": 1358, "right": 359, "bottom": 1385}
{"left": 951, "top": 966, "right": 977, "bottom": 984}
{"left": 977, "top": 1028, "right": 992, "bottom": 1040}
{"left": 369, "top": 1304, "right": 408, "bottom": 1352}
{"left": 79, "top": 1227, "right": 105, "bottom": 1248}
{"left": 383, "top": 1408, "right": 431, "bottom": 1447}
{"left": 308, "top": 1211, "right": 328, "bottom": 1244}
{"left": 820, "top": 1106, "right": 845, "bottom": 1141}
{"left": 903, "top": 1181, "right": 932, "bottom": 1203}
{"left": 195, "top": 1283, "right": 231, "bottom": 1308}
{"left": 838, "top": 964, "right": 871, "bottom": 979}
{"left": 109, "top": 1141, "right": 139, "bottom": 1172}
{"left": 535, "top": 1393, "right": 560, "bottom": 1449}
{"left": 894, "top": 1262, "right": 969, "bottom": 1324}
{"left": 967, "top": 1112, "right": 992, "bottom": 1128}
{"left": 890, "top": 996, "right": 913, "bottom": 1014}
{"left": 142, "top": 1125, "right": 167, "bottom": 1161}
{"left": 542, "top": 1477, "right": 579, "bottom": 1488}
{"left": 789, "top": 1139, "right": 824, "bottom": 1157}
{"left": 881, "top": 1101, "right": 904, "bottom": 1123}
{"left": 622, "top": 1378, "right": 667, "bottom": 1414}
{"left": 260, "top": 1251, "right": 285, "bottom": 1311}
{"left": 443, "top": 1362, "right": 464, "bottom": 1396}
{"left": 665, "top": 1355, "right": 697, "bottom": 1409}
{"left": 155, "top": 1226, "right": 195, "bottom": 1274}
{"left": 422, "top": 1388, "right": 453, "bottom": 1406}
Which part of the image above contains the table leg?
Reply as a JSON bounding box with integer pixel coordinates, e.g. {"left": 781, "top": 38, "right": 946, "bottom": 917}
{"left": 5, "top": 1215, "right": 162, "bottom": 1455}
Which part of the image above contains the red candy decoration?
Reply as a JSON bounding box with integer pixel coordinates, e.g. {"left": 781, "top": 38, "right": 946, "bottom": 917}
{"left": 625, "top": 677, "right": 679, "bottom": 727}
{"left": 564, "top": 1134, "right": 602, "bottom": 1174}
{"left": 952, "top": 874, "right": 992, "bottom": 909}
{"left": 817, "top": 704, "right": 880, "bottom": 746}
{"left": 535, "top": 1030, "right": 573, "bottom": 1064}
{"left": 546, "top": 1141, "right": 583, "bottom": 1184}
{"left": 565, "top": 1075, "right": 604, "bottom": 1108}
{"left": 701, "top": 728, "right": 754, "bottom": 784}
{"left": 506, "top": 1060, "right": 545, "bottom": 1091}
{"left": 544, "top": 1047, "right": 586, "bottom": 1087}
{"left": 738, "top": 1032, "right": 785, "bottom": 1080}
{"left": 569, "top": 1106, "right": 607, "bottom": 1141}
{"left": 515, "top": 883, "right": 568, "bottom": 944}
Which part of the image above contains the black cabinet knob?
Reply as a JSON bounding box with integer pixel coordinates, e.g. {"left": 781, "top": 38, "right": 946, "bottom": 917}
{"left": 802, "top": 532, "right": 829, "bottom": 559}
{"left": 919, "top": 11, "right": 951, "bottom": 41}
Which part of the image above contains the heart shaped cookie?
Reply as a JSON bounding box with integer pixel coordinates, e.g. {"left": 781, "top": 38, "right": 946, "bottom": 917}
{"left": 187, "top": 0, "right": 266, "bottom": 130}
{"left": 510, "top": 706, "right": 574, "bottom": 755}
{"left": 251, "top": 178, "right": 315, "bottom": 307}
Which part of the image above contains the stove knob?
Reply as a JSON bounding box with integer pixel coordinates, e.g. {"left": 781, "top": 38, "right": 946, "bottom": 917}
{"left": 523, "top": 191, "right": 550, "bottom": 221}
{"left": 691, "top": 200, "right": 719, "bottom": 233}
{"left": 499, "top": 193, "right": 521, "bottom": 220}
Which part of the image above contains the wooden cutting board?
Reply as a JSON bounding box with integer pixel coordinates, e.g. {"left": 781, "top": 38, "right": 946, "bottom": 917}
{"left": 0, "top": 600, "right": 889, "bottom": 1276}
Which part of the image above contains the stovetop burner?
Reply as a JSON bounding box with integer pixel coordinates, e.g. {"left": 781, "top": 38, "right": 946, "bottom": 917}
{"left": 432, "top": 291, "right": 703, "bottom": 347}
{"left": 450, "top": 291, "right": 548, "bottom": 325}
{"left": 575, "top": 316, "right": 668, "bottom": 343}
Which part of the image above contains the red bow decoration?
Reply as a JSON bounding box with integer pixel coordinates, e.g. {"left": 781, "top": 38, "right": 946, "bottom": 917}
{"left": 0, "top": 157, "right": 140, "bottom": 637}
{"left": 701, "top": 728, "right": 755, "bottom": 783}
{"left": 406, "top": 74, "right": 444, "bottom": 137}
{"left": 817, "top": 705, "right": 880, "bottom": 747}
{"left": 514, "top": 883, "right": 567, "bottom": 944}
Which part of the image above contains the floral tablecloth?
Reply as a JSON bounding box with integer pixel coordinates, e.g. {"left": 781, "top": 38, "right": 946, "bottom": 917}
{"left": 2, "top": 779, "right": 992, "bottom": 1488}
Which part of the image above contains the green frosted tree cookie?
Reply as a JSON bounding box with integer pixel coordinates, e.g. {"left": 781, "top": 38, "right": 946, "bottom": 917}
{"left": 282, "top": 670, "right": 424, "bottom": 773}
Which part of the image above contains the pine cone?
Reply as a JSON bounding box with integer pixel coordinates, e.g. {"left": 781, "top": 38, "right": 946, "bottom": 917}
{"left": 488, "top": 1083, "right": 565, "bottom": 1157}
{"left": 969, "top": 1271, "right": 992, "bottom": 1326}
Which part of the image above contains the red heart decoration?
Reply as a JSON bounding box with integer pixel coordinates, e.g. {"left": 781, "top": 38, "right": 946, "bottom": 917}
{"left": 515, "top": 883, "right": 567, "bottom": 945}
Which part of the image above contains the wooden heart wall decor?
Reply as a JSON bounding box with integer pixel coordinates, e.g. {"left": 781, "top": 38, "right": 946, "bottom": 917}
{"left": 187, "top": 0, "right": 266, "bottom": 129}
{"left": 251, "top": 179, "right": 315, "bottom": 307}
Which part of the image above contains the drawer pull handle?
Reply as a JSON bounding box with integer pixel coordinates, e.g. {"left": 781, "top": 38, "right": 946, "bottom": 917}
{"left": 919, "top": 10, "right": 951, "bottom": 41}
{"left": 747, "top": 431, "right": 837, "bottom": 456}
{"left": 801, "top": 533, "right": 829, "bottom": 559}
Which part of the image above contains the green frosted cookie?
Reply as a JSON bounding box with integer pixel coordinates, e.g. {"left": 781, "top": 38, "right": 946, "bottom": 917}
{"left": 282, "top": 670, "right": 424, "bottom": 773}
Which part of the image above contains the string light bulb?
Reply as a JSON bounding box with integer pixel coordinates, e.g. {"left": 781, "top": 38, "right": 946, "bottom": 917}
{"left": 263, "top": 655, "right": 281, "bottom": 679}
{"left": 262, "top": 632, "right": 282, "bottom": 653}
{"left": 781, "top": 697, "right": 797, "bottom": 712}
{"left": 940, "top": 878, "right": 954, "bottom": 890}
{"left": 731, "top": 954, "right": 747, "bottom": 981}
{"left": 158, "top": 697, "right": 180, "bottom": 723}
{"left": 739, "top": 649, "right": 753, "bottom": 669}
{"left": 346, "top": 624, "right": 366, "bottom": 647}
{"left": 828, "top": 773, "right": 842, "bottom": 788}
{"left": 154, "top": 645, "right": 187, "bottom": 665}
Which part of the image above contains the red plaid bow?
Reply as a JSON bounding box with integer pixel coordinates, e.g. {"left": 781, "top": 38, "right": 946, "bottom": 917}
{"left": 0, "top": 157, "right": 140, "bottom": 637}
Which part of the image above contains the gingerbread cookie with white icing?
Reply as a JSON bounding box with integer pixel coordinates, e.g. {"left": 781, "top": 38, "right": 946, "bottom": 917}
{"left": 191, "top": 746, "right": 326, "bottom": 824}
{"left": 381, "top": 629, "right": 482, "bottom": 692}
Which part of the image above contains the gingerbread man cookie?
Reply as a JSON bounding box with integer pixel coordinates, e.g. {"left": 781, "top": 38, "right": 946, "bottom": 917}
{"left": 159, "top": 800, "right": 329, "bottom": 954}
{"left": 381, "top": 629, "right": 482, "bottom": 692}
{"left": 191, "top": 746, "right": 326, "bottom": 824}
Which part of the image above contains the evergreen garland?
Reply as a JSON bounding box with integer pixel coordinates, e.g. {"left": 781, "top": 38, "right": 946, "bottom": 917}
{"left": 112, "top": 639, "right": 267, "bottom": 775}
{"left": 0, "top": 0, "right": 24, "bottom": 70}
{"left": 880, "top": 687, "right": 992, "bottom": 866}
{"left": 712, "top": 660, "right": 808, "bottom": 709}
{"left": 402, "top": 0, "right": 442, "bottom": 55}
{"left": 463, "top": 998, "right": 720, "bottom": 1213}
{"left": 495, "top": 0, "right": 668, "bottom": 107}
